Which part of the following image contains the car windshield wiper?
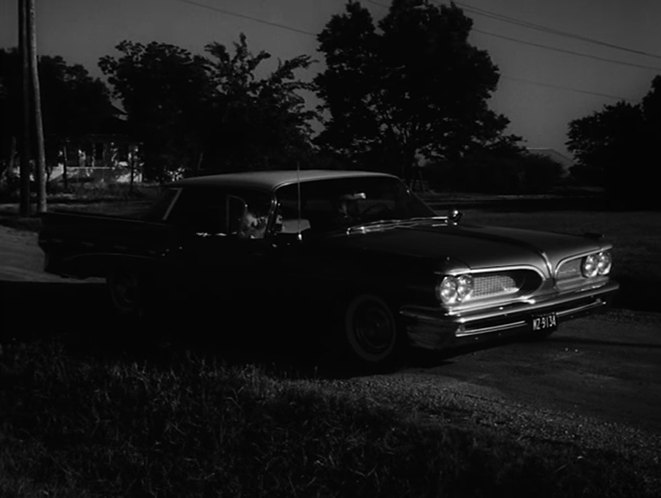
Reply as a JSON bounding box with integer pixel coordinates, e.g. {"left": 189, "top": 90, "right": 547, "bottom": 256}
{"left": 346, "top": 216, "right": 449, "bottom": 234}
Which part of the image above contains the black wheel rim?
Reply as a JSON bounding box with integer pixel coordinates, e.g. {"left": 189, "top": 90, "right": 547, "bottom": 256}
{"left": 111, "top": 272, "right": 140, "bottom": 312}
{"left": 352, "top": 302, "right": 395, "bottom": 355}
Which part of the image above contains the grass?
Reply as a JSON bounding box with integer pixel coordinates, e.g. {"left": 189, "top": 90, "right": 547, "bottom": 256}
{"left": 0, "top": 183, "right": 158, "bottom": 232}
{"left": 0, "top": 340, "right": 657, "bottom": 497}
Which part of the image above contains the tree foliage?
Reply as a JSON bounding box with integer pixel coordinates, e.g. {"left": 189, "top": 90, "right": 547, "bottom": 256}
{"left": 203, "top": 34, "right": 316, "bottom": 173}
{"left": 99, "top": 36, "right": 316, "bottom": 181}
{"left": 37, "top": 56, "right": 116, "bottom": 136}
{"left": 642, "top": 75, "right": 661, "bottom": 139}
{"left": 99, "top": 41, "right": 212, "bottom": 181}
{"left": 314, "top": 0, "right": 515, "bottom": 181}
{"left": 426, "top": 142, "right": 564, "bottom": 194}
{"left": 567, "top": 75, "right": 661, "bottom": 207}
{"left": 0, "top": 49, "right": 114, "bottom": 178}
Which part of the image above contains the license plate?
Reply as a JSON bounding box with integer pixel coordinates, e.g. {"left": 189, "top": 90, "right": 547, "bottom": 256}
{"left": 531, "top": 312, "right": 558, "bottom": 332}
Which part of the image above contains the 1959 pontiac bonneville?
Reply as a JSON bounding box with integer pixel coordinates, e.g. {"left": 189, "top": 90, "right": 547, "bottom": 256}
{"left": 39, "top": 170, "right": 619, "bottom": 369}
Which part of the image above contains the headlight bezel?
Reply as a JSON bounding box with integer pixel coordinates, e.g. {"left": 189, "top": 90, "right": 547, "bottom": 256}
{"left": 581, "top": 250, "right": 612, "bottom": 278}
{"left": 596, "top": 251, "right": 612, "bottom": 275}
{"left": 437, "top": 274, "right": 474, "bottom": 306}
{"left": 581, "top": 254, "right": 599, "bottom": 278}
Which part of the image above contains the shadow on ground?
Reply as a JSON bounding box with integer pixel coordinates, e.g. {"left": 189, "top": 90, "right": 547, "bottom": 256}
{"left": 614, "top": 277, "right": 661, "bottom": 313}
{"left": 0, "top": 279, "right": 349, "bottom": 377}
{"left": 0, "top": 279, "right": 485, "bottom": 378}
{"left": 1, "top": 276, "right": 654, "bottom": 379}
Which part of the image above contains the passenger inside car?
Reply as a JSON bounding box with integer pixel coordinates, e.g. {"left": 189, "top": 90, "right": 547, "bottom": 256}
{"left": 238, "top": 209, "right": 268, "bottom": 239}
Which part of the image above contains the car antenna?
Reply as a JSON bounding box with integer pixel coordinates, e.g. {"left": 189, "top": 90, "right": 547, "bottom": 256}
{"left": 296, "top": 160, "right": 302, "bottom": 241}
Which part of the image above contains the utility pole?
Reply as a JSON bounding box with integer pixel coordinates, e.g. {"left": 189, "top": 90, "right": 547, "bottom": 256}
{"left": 18, "top": 0, "right": 31, "bottom": 216}
{"left": 18, "top": 0, "right": 47, "bottom": 215}
{"left": 27, "top": 0, "right": 47, "bottom": 213}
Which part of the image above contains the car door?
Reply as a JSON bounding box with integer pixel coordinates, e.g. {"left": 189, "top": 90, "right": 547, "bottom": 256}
{"left": 166, "top": 186, "right": 277, "bottom": 303}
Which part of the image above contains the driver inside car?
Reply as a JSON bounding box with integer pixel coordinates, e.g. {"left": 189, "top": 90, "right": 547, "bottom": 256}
{"left": 336, "top": 192, "right": 365, "bottom": 220}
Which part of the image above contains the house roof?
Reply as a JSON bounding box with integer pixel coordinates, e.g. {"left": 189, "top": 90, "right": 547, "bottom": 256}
{"left": 170, "top": 170, "right": 396, "bottom": 192}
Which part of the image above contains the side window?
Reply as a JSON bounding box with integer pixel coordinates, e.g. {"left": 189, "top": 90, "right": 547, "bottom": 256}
{"left": 167, "top": 187, "right": 272, "bottom": 239}
{"left": 167, "top": 188, "right": 228, "bottom": 234}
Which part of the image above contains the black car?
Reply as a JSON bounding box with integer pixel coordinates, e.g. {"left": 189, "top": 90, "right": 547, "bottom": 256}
{"left": 39, "top": 170, "right": 619, "bottom": 369}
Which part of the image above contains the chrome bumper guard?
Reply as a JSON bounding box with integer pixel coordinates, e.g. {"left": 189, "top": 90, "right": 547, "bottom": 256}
{"left": 399, "top": 281, "right": 619, "bottom": 351}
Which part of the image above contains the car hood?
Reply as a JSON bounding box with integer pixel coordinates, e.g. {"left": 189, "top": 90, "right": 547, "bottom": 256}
{"left": 327, "top": 221, "right": 606, "bottom": 275}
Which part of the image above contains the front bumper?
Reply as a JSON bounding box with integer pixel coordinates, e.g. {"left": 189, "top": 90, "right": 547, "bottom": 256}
{"left": 399, "top": 281, "right": 620, "bottom": 350}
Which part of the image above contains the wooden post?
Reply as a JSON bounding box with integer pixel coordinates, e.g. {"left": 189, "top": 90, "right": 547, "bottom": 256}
{"left": 27, "top": 0, "right": 47, "bottom": 213}
{"left": 129, "top": 146, "right": 135, "bottom": 194}
{"left": 62, "top": 141, "right": 69, "bottom": 190}
{"left": 18, "top": 0, "right": 31, "bottom": 216}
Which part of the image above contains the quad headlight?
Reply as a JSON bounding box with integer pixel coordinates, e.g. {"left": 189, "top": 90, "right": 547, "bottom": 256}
{"left": 581, "top": 251, "right": 612, "bottom": 278}
{"left": 597, "top": 251, "right": 612, "bottom": 275}
{"left": 437, "top": 275, "right": 474, "bottom": 305}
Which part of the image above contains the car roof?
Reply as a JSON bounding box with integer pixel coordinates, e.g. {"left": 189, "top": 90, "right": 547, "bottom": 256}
{"left": 170, "top": 169, "right": 397, "bottom": 192}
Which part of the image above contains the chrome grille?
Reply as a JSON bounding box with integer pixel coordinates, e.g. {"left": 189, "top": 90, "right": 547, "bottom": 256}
{"left": 556, "top": 259, "right": 582, "bottom": 280}
{"left": 472, "top": 274, "right": 520, "bottom": 299}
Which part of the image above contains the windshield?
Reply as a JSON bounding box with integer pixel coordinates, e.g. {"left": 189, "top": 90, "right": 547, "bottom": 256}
{"left": 274, "top": 176, "right": 434, "bottom": 234}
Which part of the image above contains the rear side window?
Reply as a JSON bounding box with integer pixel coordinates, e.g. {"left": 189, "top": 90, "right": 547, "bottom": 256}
{"left": 167, "top": 188, "right": 228, "bottom": 234}
{"left": 166, "top": 187, "right": 273, "bottom": 237}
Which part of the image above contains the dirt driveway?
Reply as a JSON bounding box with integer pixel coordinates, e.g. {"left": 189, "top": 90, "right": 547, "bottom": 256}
{"left": 0, "top": 225, "right": 65, "bottom": 282}
{"left": 386, "top": 309, "right": 661, "bottom": 460}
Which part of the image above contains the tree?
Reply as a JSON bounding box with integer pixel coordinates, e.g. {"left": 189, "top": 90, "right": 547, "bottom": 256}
{"left": 0, "top": 50, "right": 21, "bottom": 183}
{"left": 642, "top": 75, "right": 661, "bottom": 143}
{"left": 567, "top": 76, "right": 660, "bottom": 206}
{"left": 1, "top": 50, "right": 115, "bottom": 138}
{"left": 38, "top": 56, "right": 116, "bottom": 137}
{"left": 99, "top": 41, "right": 211, "bottom": 181}
{"left": 425, "top": 139, "right": 563, "bottom": 194}
{"left": 100, "top": 36, "right": 316, "bottom": 179}
{"left": 315, "top": 0, "right": 515, "bottom": 182}
{"left": 202, "top": 34, "right": 316, "bottom": 172}
{"left": 0, "top": 49, "right": 114, "bottom": 184}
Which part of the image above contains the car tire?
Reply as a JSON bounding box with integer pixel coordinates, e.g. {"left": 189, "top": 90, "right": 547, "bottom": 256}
{"left": 343, "top": 294, "right": 402, "bottom": 371}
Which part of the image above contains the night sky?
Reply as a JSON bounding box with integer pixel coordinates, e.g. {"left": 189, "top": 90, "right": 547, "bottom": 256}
{"left": 2, "top": 0, "right": 660, "bottom": 158}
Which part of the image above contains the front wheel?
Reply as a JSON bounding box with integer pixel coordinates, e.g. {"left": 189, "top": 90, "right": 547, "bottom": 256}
{"left": 343, "top": 294, "right": 402, "bottom": 370}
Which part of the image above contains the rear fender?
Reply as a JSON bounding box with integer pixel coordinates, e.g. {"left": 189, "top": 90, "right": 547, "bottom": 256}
{"left": 57, "top": 253, "right": 160, "bottom": 280}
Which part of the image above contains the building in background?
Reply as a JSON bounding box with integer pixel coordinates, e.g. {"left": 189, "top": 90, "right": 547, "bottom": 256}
{"left": 47, "top": 116, "right": 142, "bottom": 185}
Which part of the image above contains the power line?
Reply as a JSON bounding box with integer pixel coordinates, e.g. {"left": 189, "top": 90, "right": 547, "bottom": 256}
{"left": 366, "top": 0, "right": 389, "bottom": 8}
{"left": 170, "top": 0, "right": 646, "bottom": 102}
{"left": 367, "top": 0, "right": 661, "bottom": 71}
{"left": 500, "top": 75, "right": 629, "bottom": 102}
{"left": 473, "top": 28, "right": 661, "bottom": 72}
{"left": 453, "top": 0, "right": 661, "bottom": 61}
{"left": 172, "top": 0, "right": 317, "bottom": 37}
{"left": 367, "top": 0, "right": 635, "bottom": 101}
